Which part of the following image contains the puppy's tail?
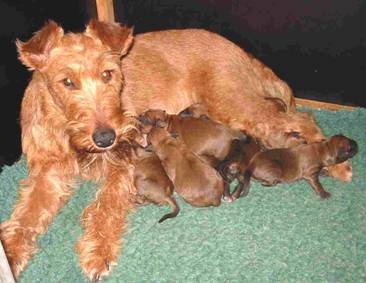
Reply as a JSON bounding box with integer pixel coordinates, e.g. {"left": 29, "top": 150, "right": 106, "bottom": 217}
{"left": 158, "top": 197, "right": 180, "bottom": 223}
{"left": 232, "top": 170, "right": 252, "bottom": 199}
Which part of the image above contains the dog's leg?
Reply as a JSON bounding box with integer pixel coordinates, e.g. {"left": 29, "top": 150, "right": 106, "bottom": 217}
{"left": 215, "top": 161, "right": 235, "bottom": 202}
{"left": 76, "top": 165, "right": 135, "bottom": 281}
{"left": 0, "top": 163, "right": 75, "bottom": 278}
{"left": 304, "top": 176, "right": 331, "bottom": 199}
{"left": 231, "top": 171, "right": 252, "bottom": 200}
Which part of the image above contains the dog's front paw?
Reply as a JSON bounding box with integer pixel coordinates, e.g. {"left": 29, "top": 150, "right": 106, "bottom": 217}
{"left": 76, "top": 233, "right": 119, "bottom": 281}
{"left": 0, "top": 222, "right": 36, "bottom": 278}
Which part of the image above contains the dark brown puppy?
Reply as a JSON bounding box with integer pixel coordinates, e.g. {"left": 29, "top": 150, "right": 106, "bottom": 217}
{"left": 216, "top": 136, "right": 264, "bottom": 200}
{"left": 133, "top": 147, "right": 178, "bottom": 223}
{"left": 147, "top": 126, "right": 224, "bottom": 207}
{"left": 238, "top": 135, "right": 358, "bottom": 198}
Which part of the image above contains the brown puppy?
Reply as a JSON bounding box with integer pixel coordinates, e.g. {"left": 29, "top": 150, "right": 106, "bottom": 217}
{"left": 238, "top": 135, "right": 358, "bottom": 198}
{"left": 216, "top": 136, "right": 264, "bottom": 200}
{"left": 147, "top": 126, "right": 224, "bottom": 207}
{"left": 133, "top": 147, "right": 178, "bottom": 223}
{"left": 139, "top": 105, "right": 246, "bottom": 167}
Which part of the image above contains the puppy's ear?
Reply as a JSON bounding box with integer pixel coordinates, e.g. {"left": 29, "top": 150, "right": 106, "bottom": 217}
{"left": 86, "top": 19, "right": 133, "bottom": 56}
{"left": 17, "top": 20, "right": 64, "bottom": 70}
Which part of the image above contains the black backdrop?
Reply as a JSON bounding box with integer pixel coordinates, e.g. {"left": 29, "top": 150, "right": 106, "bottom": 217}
{"left": 0, "top": 0, "right": 365, "bottom": 169}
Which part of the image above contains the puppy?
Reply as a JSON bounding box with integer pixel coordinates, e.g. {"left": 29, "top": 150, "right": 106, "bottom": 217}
{"left": 216, "top": 136, "right": 264, "bottom": 200}
{"left": 237, "top": 135, "right": 358, "bottom": 198}
{"left": 133, "top": 147, "right": 179, "bottom": 223}
{"left": 147, "top": 126, "right": 224, "bottom": 207}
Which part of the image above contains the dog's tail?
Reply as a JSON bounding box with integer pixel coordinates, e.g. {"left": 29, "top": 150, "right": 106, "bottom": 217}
{"left": 158, "top": 196, "right": 180, "bottom": 223}
{"left": 232, "top": 170, "right": 252, "bottom": 200}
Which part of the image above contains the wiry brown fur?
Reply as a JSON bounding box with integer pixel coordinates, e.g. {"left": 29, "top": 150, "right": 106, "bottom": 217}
{"left": 0, "top": 20, "right": 138, "bottom": 281}
{"left": 121, "top": 29, "right": 352, "bottom": 182}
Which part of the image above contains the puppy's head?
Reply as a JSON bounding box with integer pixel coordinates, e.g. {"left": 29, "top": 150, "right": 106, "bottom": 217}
{"left": 138, "top": 109, "right": 169, "bottom": 129}
{"left": 147, "top": 127, "right": 171, "bottom": 146}
{"left": 326, "top": 135, "right": 358, "bottom": 164}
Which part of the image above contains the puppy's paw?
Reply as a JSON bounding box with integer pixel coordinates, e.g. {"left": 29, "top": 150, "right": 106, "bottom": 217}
{"left": 320, "top": 191, "right": 331, "bottom": 199}
{"left": 222, "top": 195, "right": 234, "bottom": 202}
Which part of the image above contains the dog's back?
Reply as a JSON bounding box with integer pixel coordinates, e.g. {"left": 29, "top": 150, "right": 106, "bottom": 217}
{"left": 122, "top": 29, "right": 295, "bottom": 115}
{"left": 169, "top": 115, "right": 242, "bottom": 166}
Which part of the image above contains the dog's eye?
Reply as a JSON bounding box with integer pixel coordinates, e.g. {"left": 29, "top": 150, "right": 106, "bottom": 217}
{"left": 287, "top": 131, "right": 301, "bottom": 139}
{"left": 61, "top": 78, "right": 76, "bottom": 90}
{"left": 101, "top": 70, "right": 113, "bottom": 83}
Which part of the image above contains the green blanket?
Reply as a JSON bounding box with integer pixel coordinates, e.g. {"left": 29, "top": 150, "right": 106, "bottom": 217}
{"left": 1, "top": 108, "right": 365, "bottom": 282}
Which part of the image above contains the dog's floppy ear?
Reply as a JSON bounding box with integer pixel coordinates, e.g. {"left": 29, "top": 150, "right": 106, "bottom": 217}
{"left": 86, "top": 19, "right": 133, "bottom": 56}
{"left": 16, "top": 20, "right": 64, "bottom": 70}
{"left": 264, "top": 97, "right": 287, "bottom": 112}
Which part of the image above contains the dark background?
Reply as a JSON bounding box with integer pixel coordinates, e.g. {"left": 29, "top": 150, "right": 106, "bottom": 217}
{"left": 0, "top": 0, "right": 365, "bottom": 170}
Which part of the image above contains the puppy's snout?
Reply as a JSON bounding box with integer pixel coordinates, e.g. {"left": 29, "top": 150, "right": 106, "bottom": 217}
{"left": 92, "top": 128, "right": 116, "bottom": 148}
{"left": 349, "top": 140, "right": 358, "bottom": 155}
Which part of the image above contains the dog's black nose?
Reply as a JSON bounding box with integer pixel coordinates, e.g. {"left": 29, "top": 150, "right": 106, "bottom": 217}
{"left": 92, "top": 128, "right": 116, "bottom": 148}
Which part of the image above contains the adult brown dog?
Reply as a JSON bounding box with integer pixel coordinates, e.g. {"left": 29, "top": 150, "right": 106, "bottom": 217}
{"left": 147, "top": 126, "right": 224, "bottom": 208}
{"left": 121, "top": 28, "right": 352, "bottom": 182}
{"left": 0, "top": 20, "right": 138, "bottom": 281}
{"left": 234, "top": 135, "right": 358, "bottom": 199}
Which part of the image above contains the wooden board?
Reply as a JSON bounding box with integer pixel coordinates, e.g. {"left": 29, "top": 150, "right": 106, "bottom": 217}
{"left": 295, "top": 98, "right": 355, "bottom": 111}
{"left": 0, "top": 240, "right": 15, "bottom": 283}
{"left": 96, "top": 0, "right": 115, "bottom": 22}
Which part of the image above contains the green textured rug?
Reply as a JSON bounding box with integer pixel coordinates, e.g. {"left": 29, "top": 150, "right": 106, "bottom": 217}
{"left": 1, "top": 107, "right": 366, "bottom": 282}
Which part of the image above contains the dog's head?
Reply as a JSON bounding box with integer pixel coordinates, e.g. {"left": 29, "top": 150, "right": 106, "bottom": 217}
{"left": 326, "top": 135, "right": 358, "bottom": 164}
{"left": 18, "top": 20, "right": 135, "bottom": 153}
